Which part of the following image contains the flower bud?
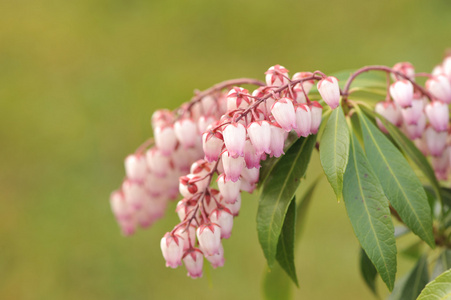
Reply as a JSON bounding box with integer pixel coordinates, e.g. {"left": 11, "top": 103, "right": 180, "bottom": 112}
{"left": 425, "top": 101, "right": 449, "bottom": 132}
{"left": 196, "top": 223, "right": 222, "bottom": 256}
{"left": 390, "top": 80, "right": 414, "bottom": 108}
{"left": 317, "top": 76, "right": 340, "bottom": 109}
{"left": 375, "top": 101, "right": 402, "bottom": 132}
{"left": 403, "top": 113, "right": 427, "bottom": 139}
{"left": 271, "top": 98, "right": 297, "bottom": 132}
{"left": 224, "top": 194, "right": 241, "bottom": 216}
{"left": 122, "top": 180, "right": 147, "bottom": 210}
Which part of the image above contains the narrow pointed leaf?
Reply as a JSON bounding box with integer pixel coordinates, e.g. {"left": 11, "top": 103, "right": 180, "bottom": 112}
{"left": 262, "top": 265, "right": 293, "bottom": 300}
{"left": 295, "top": 179, "right": 319, "bottom": 238}
{"left": 358, "top": 111, "right": 435, "bottom": 248}
{"left": 432, "top": 249, "right": 451, "bottom": 279}
{"left": 343, "top": 132, "right": 397, "bottom": 291}
{"left": 360, "top": 248, "right": 378, "bottom": 295}
{"left": 257, "top": 135, "right": 316, "bottom": 268}
{"left": 362, "top": 106, "right": 442, "bottom": 203}
{"left": 276, "top": 197, "right": 298, "bottom": 286}
{"left": 417, "top": 269, "right": 451, "bottom": 300}
{"left": 390, "top": 255, "right": 429, "bottom": 300}
{"left": 320, "top": 105, "right": 350, "bottom": 201}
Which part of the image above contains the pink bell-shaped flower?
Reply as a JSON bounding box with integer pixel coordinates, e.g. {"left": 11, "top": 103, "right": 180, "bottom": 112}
{"left": 160, "top": 232, "right": 185, "bottom": 268}
{"left": 375, "top": 101, "right": 402, "bottom": 132}
{"left": 221, "top": 150, "right": 245, "bottom": 182}
{"left": 183, "top": 248, "right": 204, "bottom": 278}
{"left": 404, "top": 113, "right": 427, "bottom": 139}
{"left": 196, "top": 223, "right": 222, "bottom": 256}
{"left": 309, "top": 101, "right": 323, "bottom": 134}
{"left": 424, "top": 126, "right": 447, "bottom": 157}
{"left": 269, "top": 124, "right": 286, "bottom": 157}
{"left": 174, "top": 118, "right": 199, "bottom": 149}
{"left": 210, "top": 208, "right": 234, "bottom": 239}
{"left": 217, "top": 173, "right": 241, "bottom": 204}
{"left": 154, "top": 125, "right": 178, "bottom": 156}
{"left": 122, "top": 179, "right": 147, "bottom": 210}
{"left": 271, "top": 98, "right": 297, "bottom": 132}
{"left": 224, "top": 194, "right": 241, "bottom": 216}
{"left": 265, "top": 65, "right": 290, "bottom": 87}
{"left": 247, "top": 120, "right": 271, "bottom": 155}
{"left": 425, "top": 101, "right": 449, "bottom": 132}
{"left": 226, "top": 87, "right": 250, "bottom": 111}
{"left": 124, "top": 154, "right": 148, "bottom": 182}
{"left": 202, "top": 131, "right": 224, "bottom": 162}
{"left": 243, "top": 139, "right": 261, "bottom": 169}
{"left": 145, "top": 149, "right": 170, "bottom": 177}
{"left": 295, "top": 104, "right": 312, "bottom": 137}
{"left": 401, "top": 99, "right": 424, "bottom": 125}
{"left": 222, "top": 123, "right": 246, "bottom": 158}
{"left": 426, "top": 74, "right": 451, "bottom": 104}
{"left": 317, "top": 76, "right": 340, "bottom": 109}
{"left": 390, "top": 80, "right": 414, "bottom": 108}
{"left": 205, "top": 243, "right": 225, "bottom": 268}
{"left": 392, "top": 62, "right": 415, "bottom": 81}
{"left": 174, "top": 225, "right": 197, "bottom": 251}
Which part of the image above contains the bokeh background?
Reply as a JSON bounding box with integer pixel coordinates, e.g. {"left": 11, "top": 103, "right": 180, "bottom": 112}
{"left": 1, "top": 0, "right": 451, "bottom": 299}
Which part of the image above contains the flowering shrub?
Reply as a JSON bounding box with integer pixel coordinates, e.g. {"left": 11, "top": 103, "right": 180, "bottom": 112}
{"left": 110, "top": 55, "right": 451, "bottom": 299}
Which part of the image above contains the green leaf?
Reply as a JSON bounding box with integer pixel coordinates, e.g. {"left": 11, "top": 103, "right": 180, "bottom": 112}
{"left": 417, "top": 269, "right": 451, "bottom": 300}
{"left": 360, "top": 248, "right": 378, "bottom": 295}
{"left": 295, "top": 179, "right": 319, "bottom": 238}
{"left": 262, "top": 265, "right": 293, "bottom": 300}
{"left": 363, "top": 106, "right": 442, "bottom": 205}
{"left": 276, "top": 197, "right": 298, "bottom": 286}
{"left": 390, "top": 255, "right": 429, "bottom": 300}
{"left": 343, "top": 132, "right": 397, "bottom": 291}
{"left": 257, "top": 135, "right": 317, "bottom": 268}
{"left": 357, "top": 110, "right": 435, "bottom": 248}
{"left": 320, "top": 105, "right": 350, "bottom": 201}
{"left": 432, "top": 249, "right": 451, "bottom": 279}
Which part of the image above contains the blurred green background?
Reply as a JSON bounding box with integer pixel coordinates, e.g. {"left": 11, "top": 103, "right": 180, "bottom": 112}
{"left": 1, "top": 0, "right": 451, "bottom": 299}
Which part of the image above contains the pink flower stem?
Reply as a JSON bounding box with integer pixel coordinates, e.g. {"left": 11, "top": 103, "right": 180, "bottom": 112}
{"left": 342, "top": 65, "right": 433, "bottom": 102}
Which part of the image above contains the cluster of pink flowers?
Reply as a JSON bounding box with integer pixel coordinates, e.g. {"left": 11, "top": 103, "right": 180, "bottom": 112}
{"left": 375, "top": 58, "right": 451, "bottom": 180}
{"left": 110, "top": 64, "right": 341, "bottom": 278}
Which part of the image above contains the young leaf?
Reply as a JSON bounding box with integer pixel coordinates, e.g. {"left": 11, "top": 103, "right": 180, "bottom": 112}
{"left": 276, "top": 197, "right": 298, "bottom": 286}
{"left": 432, "top": 249, "right": 451, "bottom": 279}
{"left": 262, "top": 265, "right": 293, "bottom": 300}
{"left": 357, "top": 111, "right": 435, "bottom": 248}
{"left": 417, "top": 269, "right": 451, "bottom": 300}
{"left": 360, "top": 248, "right": 378, "bottom": 295}
{"left": 364, "top": 106, "right": 442, "bottom": 203}
{"left": 391, "top": 255, "right": 429, "bottom": 300}
{"left": 257, "top": 135, "right": 317, "bottom": 268}
{"left": 320, "top": 105, "right": 350, "bottom": 201}
{"left": 343, "top": 132, "right": 397, "bottom": 291}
